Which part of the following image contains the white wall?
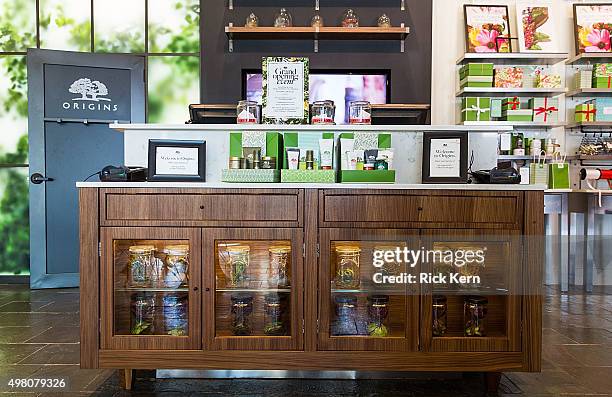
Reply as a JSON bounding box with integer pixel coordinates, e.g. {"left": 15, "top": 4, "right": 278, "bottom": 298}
{"left": 430, "top": 0, "right": 612, "bottom": 286}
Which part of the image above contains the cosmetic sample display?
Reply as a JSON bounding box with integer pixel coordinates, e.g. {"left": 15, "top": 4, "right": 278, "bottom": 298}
{"left": 319, "top": 138, "right": 334, "bottom": 170}
{"left": 341, "top": 9, "right": 359, "bottom": 27}
{"left": 274, "top": 8, "right": 293, "bottom": 28}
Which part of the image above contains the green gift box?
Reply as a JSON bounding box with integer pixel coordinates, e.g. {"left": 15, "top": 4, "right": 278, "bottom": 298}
{"left": 593, "top": 63, "right": 612, "bottom": 77}
{"left": 548, "top": 162, "right": 570, "bottom": 189}
{"left": 461, "top": 97, "right": 491, "bottom": 122}
{"left": 501, "top": 109, "right": 532, "bottom": 122}
{"left": 459, "top": 63, "right": 494, "bottom": 79}
{"left": 459, "top": 76, "right": 494, "bottom": 88}
{"left": 280, "top": 169, "right": 336, "bottom": 183}
{"left": 229, "top": 132, "right": 284, "bottom": 169}
{"left": 501, "top": 96, "right": 521, "bottom": 111}
{"left": 339, "top": 170, "right": 396, "bottom": 183}
{"left": 575, "top": 103, "right": 597, "bottom": 122}
{"left": 592, "top": 76, "right": 612, "bottom": 88}
{"left": 529, "top": 98, "right": 559, "bottom": 123}
{"left": 490, "top": 98, "right": 503, "bottom": 118}
{"left": 221, "top": 169, "right": 280, "bottom": 183}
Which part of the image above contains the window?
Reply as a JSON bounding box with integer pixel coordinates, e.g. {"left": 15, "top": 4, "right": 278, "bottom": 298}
{"left": 0, "top": 0, "right": 200, "bottom": 275}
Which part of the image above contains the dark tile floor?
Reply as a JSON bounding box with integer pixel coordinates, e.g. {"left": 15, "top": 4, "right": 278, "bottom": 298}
{"left": 0, "top": 284, "right": 610, "bottom": 396}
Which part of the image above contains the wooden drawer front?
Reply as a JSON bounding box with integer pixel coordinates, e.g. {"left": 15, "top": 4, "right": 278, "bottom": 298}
{"left": 104, "top": 193, "right": 299, "bottom": 222}
{"left": 323, "top": 194, "right": 517, "bottom": 224}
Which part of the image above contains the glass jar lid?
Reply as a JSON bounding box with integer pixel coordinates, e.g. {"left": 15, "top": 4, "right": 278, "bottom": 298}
{"left": 465, "top": 295, "right": 488, "bottom": 304}
{"left": 238, "top": 100, "right": 257, "bottom": 106}
{"left": 269, "top": 245, "right": 291, "bottom": 254}
{"left": 225, "top": 245, "right": 250, "bottom": 253}
{"left": 163, "top": 244, "right": 189, "bottom": 256}
{"left": 350, "top": 100, "right": 371, "bottom": 107}
{"left": 265, "top": 293, "right": 282, "bottom": 304}
{"left": 335, "top": 295, "right": 357, "bottom": 305}
{"left": 367, "top": 295, "right": 389, "bottom": 305}
{"left": 335, "top": 245, "right": 361, "bottom": 254}
{"left": 433, "top": 295, "right": 447, "bottom": 304}
{"left": 231, "top": 293, "right": 253, "bottom": 304}
{"left": 129, "top": 245, "right": 155, "bottom": 254}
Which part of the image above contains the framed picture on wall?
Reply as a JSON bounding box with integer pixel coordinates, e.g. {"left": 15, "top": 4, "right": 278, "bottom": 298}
{"left": 421, "top": 132, "right": 468, "bottom": 184}
{"left": 516, "top": 1, "right": 558, "bottom": 52}
{"left": 464, "top": 5, "right": 512, "bottom": 53}
{"left": 573, "top": 4, "right": 612, "bottom": 54}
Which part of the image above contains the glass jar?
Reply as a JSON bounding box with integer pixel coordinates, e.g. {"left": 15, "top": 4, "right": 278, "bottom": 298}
{"left": 231, "top": 294, "right": 253, "bottom": 336}
{"left": 162, "top": 293, "right": 188, "bottom": 336}
{"left": 223, "top": 245, "right": 250, "bottom": 288}
{"left": 163, "top": 245, "right": 189, "bottom": 289}
{"left": 341, "top": 9, "right": 359, "bottom": 27}
{"left": 349, "top": 101, "right": 372, "bottom": 125}
{"left": 128, "top": 245, "right": 155, "bottom": 288}
{"left": 464, "top": 296, "right": 488, "bottom": 337}
{"left": 377, "top": 14, "right": 391, "bottom": 28}
{"left": 261, "top": 156, "right": 276, "bottom": 170}
{"left": 334, "top": 246, "right": 361, "bottom": 289}
{"left": 373, "top": 246, "right": 401, "bottom": 277}
{"left": 263, "top": 293, "right": 286, "bottom": 336}
{"left": 237, "top": 100, "right": 260, "bottom": 124}
{"left": 432, "top": 295, "right": 448, "bottom": 336}
{"left": 274, "top": 8, "right": 293, "bottom": 28}
{"left": 268, "top": 246, "right": 291, "bottom": 288}
{"left": 332, "top": 295, "right": 358, "bottom": 335}
{"left": 367, "top": 295, "right": 389, "bottom": 337}
{"left": 311, "top": 100, "right": 335, "bottom": 125}
{"left": 311, "top": 14, "right": 324, "bottom": 28}
{"left": 245, "top": 13, "right": 259, "bottom": 28}
{"left": 130, "top": 292, "right": 155, "bottom": 335}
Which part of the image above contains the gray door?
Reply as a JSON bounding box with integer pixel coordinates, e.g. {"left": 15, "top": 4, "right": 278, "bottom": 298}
{"left": 27, "top": 49, "right": 145, "bottom": 288}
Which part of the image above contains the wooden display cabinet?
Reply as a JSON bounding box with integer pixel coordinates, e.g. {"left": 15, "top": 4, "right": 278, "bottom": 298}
{"left": 80, "top": 187, "right": 543, "bottom": 390}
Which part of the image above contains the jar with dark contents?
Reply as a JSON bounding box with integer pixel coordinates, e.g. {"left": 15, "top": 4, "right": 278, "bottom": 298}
{"left": 432, "top": 295, "right": 447, "bottom": 336}
{"left": 263, "top": 294, "right": 286, "bottom": 336}
{"left": 464, "top": 296, "right": 487, "bottom": 337}
{"left": 367, "top": 295, "right": 389, "bottom": 337}
{"left": 231, "top": 294, "right": 253, "bottom": 336}
{"left": 130, "top": 293, "right": 155, "bottom": 335}
{"left": 162, "top": 293, "right": 188, "bottom": 336}
{"left": 332, "top": 295, "right": 358, "bottom": 336}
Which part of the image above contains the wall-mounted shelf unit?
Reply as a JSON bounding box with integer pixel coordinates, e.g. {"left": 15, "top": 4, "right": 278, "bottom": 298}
{"left": 227, "top": 0, "right": 407, "bottom": 11}
{"left": 497, "top": 154, "right": 577, "bottom": 161}
{"left": 457, "top": 52, "right": 568, "bottom": 65}
{"left": 566, "top": 121, "right": 612, "bottom": 130}
{"left": 567, "top": 52, "right": 612, "bottom": 65}
{"left": 461, "top": 121, "right": 566, "bottom": 129}
{"left": 566, "top": 88, "right": 612, "bottom": 97}
{"left": 225, "top": 25, "right": 410, "bottom": 53}
{"left": 456, "top": 87, "right": 566, "bottom": 97}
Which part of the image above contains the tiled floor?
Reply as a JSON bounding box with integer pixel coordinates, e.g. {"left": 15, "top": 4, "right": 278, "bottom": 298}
{"left": 0, "top": 284, "right": 610, "bottom": 396}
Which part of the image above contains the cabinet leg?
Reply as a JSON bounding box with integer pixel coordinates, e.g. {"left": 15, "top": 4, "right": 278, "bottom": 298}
{"left": 121, "top": 368, "right": 133, "bottom": 390}
{"left": 485, "top": 372, "right": 501, "bottom": 393}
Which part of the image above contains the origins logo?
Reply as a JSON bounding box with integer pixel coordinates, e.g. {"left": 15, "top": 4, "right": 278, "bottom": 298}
{"left": 62, "top": 77, "right": 118, "bottom": 112}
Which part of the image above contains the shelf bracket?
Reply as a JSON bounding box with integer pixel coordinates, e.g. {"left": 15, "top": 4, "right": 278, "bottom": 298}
{"left": 315, "top": 0, "right": 319, "bottom": 11}
{"left": 228, "top": 0, "right": 233, "bottom": 10}
{"left": 314, "top": 28, "right": 319, "bottom": 53}
{"left": 228, "top": 23, "right": 234, "bottom": 53}
{"left": 400, "top": 23, "right": 405, "bottom": 53}
{"left": 401, "top": 0, "right": 405, "bottom": 10}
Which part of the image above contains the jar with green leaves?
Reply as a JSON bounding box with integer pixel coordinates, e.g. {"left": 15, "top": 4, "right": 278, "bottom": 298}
{"left": 334, "top": 246, "right": 361, "bottom": 289}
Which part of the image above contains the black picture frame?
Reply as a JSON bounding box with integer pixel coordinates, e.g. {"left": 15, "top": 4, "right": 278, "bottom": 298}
{"left": 147, "top": 139, "right": 206, "bottom": 182}
{"left": 573, "top": 3, "right": 612, "bottom": 56}
{"left": 422, "top": 132, "right": 468, "bottom": 184}
{"left": 464, "top": 5, "right": 512, "bottom": 54}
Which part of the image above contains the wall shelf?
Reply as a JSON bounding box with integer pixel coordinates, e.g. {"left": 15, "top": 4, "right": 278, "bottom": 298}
{"left": 227, "top": 0, "right": 407, "bottom": 11}
{"left": 457, "top": 52, "right": 568, "bottom": 65}
{"left": 225, "top": 25, "right": 410, "bottom": 52}
{"left": 566, "top": 88, "right": 612, "bottom": 97}
{"left": 461, "top": 121, "right": 566, "bottom": 129}
{"left": 456, "top": 87, "right": 566, "bottom": 97}
{"left": 567, "top": 52, "right": 612, "bottom": 65}
{"left": 566, "top": 121, "right": 612, "bottom": 130}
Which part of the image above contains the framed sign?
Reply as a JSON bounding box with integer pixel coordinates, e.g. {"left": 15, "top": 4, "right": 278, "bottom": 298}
{"left": 573, "top": 3, "right": 612, "bottom": 54}
{"left": 147, "top": 139, "right": 206, "bottom": 182}
{"left": 422, "top": 132, "right": 468, "bottom": 184}
{"left": 262, "top": 57, "right": 309, "bottom": 124}
{"left": 464, "top": 5, "right": 511, "bottom": 53}
{"left": 516, "top": 1, "right": 558, "bottom": 52}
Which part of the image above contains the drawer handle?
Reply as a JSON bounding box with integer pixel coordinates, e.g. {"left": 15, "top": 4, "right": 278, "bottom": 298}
{"left": 205, "top": 287, "right": 210, "bottom": 292}
{"left": 417, "top": 207, "right": 423, "bottom": 211}
{"left": 199, "top": 205, "right": 204, "bottom": 209}
{"left": 193, "top": 286, "right": 199, "bottom": 292}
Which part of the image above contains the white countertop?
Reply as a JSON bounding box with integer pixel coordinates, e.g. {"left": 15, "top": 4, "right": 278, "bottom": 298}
{"left": 76, "top": 181, "right": 546, "bottom": 190}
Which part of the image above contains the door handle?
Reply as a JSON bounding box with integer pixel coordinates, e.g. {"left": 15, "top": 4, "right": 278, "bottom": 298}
{"left": 30, "top": 173, "right": 54, "bottom": 184}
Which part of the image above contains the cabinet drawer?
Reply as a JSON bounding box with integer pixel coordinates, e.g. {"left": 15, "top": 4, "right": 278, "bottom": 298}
{"left": 103, "top": 193, "right": 300, "bottom": 223}
{"left": 322, "top": 194, "right": 519, "bottom": 225}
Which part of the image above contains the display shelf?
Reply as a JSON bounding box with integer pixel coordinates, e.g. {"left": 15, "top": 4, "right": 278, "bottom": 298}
{"left": 227, "top": 0, "right": 407, "bottom": 11}
{"left": 457, "top": 52, "right": 568, "bottom": 65}
{"left": 567, "top": 52, "right": 612, "bottom": 65}
{"left": 566, "top": 121, "right": 612, "bottom": 129}
{"left": 497, "top": 154, "right": 576, "bottom": 161}
{"left": 115, "top": 287, "right": 189, "bottom": 293}
{"left": 576, "top": 154, "right": 612, "bottom": 161}
{"left": 216, "top": 288, "right": 291, "bottom": 293}
{"left": 460, "top": 121, "right": 566, "bottom": 129}
{"left": 566, "top": 88, "right": 612, "bottom": 97}
{"left": 456, "top": 87, "right": 566, "bottom": 97}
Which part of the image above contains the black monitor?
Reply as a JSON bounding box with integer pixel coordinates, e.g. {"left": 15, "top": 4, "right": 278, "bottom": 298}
{"left": 243, "top": 69, "right": 390, "bottom": 125}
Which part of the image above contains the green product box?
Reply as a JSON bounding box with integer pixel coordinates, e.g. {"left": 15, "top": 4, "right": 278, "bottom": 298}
{"left": 501, "top": 97, "right": 521, "bottom": 111}
{"left": 529, "top": 98, "right": 559, "bottom": 123}
{"left": 280, "top": 169, "right": 336, "bottom": 183}
{"left": 461, "top": 97, "right": 491, "bottom": 122}
{"left": 592, "top": 76, "right": 612, "bottom": 88}
{"left": 339, "top": 170, "right": 396, "bottom": 183}
{"left": 490, "top": 98, "right": 503, "bottom": 118}
{"left": 221, "top": 169, "right": 280, "bottom": 183}
{"left": 501, "top": 109, "right": 532, "bottom": 122}
{"left": 593, "top": 63, "right": 612, "bottom": 77}
{"left": 459, "top": 76, "right": 494, "bottom": 88}
{"left": 575, "top": 103, "right": 597, "bottom": 122}
{"left": 229, "top": 132, "right": 284, "bottom": 169}
{"left": 459, "top": 63, "right": 494, "bottom": 79}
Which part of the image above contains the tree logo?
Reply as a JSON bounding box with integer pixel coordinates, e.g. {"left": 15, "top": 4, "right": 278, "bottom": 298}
{"left": 68, "top": 78, "right": 111, "bottom": 102}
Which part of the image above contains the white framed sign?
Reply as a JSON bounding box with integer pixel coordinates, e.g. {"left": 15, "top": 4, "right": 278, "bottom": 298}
{"left": 148, "top": 139, "right": 206, "bottom": 182}
{"left": 262, "top": 57, "right": 309, "bottom": 124}
{"left": 422, "top": 132, "right": 468, "bottom": 184}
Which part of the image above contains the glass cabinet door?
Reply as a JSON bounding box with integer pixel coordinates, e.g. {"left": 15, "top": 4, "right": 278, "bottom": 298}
{"left": 318, "top": 229, "right": 419, "bottom": 351}
{"left": 100, "top": 227, "right": 201, "bottom": 350}
{"left": 420, "top": 229, "right": 521, "bottom": 352}
{"left": 203, "top": 228, "right": 303, "bottom": 350}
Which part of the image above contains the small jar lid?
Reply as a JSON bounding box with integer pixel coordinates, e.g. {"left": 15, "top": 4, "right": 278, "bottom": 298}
{"left": 163, "top": 244, "right": 189, "bottom": 255}
{"left": 229, "top": 156, "right": 243, "bottom": 161}
{"left": 265, "top": 293, "right": 282, "bottom": 304}
{"left": 231, "top": 293, "right": 253, "bottom": 304}
{"left": 129, "top": 245, "right": 155, "bottom": 254}
{"left": 225, "top": 245, "right": 250, "bottom": 253}
{"left": 367, "top": 294, "right": 389, "bottom": 304}
{"left": 335, "top": 245, "right": 361, "bottom": 253}
{"left": 433, "top": 295, "right": 447, "bottom": 303}
{"left": 335, "top": 295, "right": 357, "bottom": 305}
{"left": 465, "top": 295, "right": 488, "bottom": 304}
{"left": 262, "top": 156, "right": 275, "bottom": 161}
{"left": 269, "top": 245, "right": 291, "bottom": 253}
